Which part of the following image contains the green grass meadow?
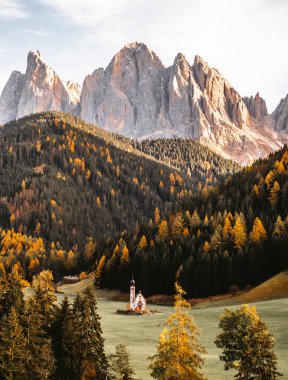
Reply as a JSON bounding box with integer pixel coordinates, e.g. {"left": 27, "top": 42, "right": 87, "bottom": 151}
{"left": 95, "top": 298, "right": 288, "bottom": 379}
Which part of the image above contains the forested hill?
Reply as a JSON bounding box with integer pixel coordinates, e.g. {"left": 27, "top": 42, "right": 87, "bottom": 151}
{"left": 98, "top": 146, "right": 288, "bottom": 298}
{"left": 136, "top": 139, "right": 240, "bottom": 182}
{"left": 0, "top": 112, "right": 193, "bottom": 252}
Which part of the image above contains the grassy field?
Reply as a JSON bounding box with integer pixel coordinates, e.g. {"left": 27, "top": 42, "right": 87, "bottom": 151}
{"left": 56, "top": 277, "right": 288, "bottom": 379}
{"left": 94, "top": 298, "right": 288, "bottom": 380}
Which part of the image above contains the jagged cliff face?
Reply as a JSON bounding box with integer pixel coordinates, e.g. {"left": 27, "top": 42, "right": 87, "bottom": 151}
{"left": 273, "top": 95, "right": 288, "bottom": 132}
{"left": 0, "top": 51, "right": 74, "bottom": 125}
{"left": 0, "top": 43, "right": 287, "bottom": 165}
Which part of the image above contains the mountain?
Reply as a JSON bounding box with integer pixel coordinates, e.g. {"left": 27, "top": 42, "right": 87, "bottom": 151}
{"left": 0, "top": 43, "right": 287, "bottom": 165}
{"left": 273, "top": 94, "right": 288, "bottom": 132}
{"left": 0, "top": 51, "right": 76, "bottom": 125}
{"left": 98, "top": 144, "right": 288, "bottom": 297}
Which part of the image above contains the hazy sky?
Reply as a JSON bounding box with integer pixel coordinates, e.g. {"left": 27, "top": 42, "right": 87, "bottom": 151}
{"left": 0, "top": 0, "right": 287, "bottom": 111}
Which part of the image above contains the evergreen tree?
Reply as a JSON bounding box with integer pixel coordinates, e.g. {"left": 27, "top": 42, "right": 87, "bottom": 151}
{"left": 109, "top": 344, "right": 136, "bottom": 380}
{"left": 273, "top": 216, "right": 287, "bottom": 240}
{"left": 149, "top": 283, "right": 206, "bottom": 379}
{"left": 25, "top": 297, "right": 55, "bottom": 379}
{"left": 0, "top": 264, "right": 24, "bottom": 319}
{"left": 51, "top": 295, "right": 77, "bottom": 380}
{"left": 215, "top": 304, "right": 282, "bottom": 379}
{"left": 77, "top": 287, "right": 108, "bottom": 379}
{"left": 0, "top": 307, "right": 29, "bottom": 379}
{"left": 32, "top": 270, "right": 57, "bottom": 327}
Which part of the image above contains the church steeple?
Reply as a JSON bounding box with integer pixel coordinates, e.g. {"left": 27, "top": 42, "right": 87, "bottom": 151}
{"left": 130, "top": 275, "right": 136, "bottom": 311}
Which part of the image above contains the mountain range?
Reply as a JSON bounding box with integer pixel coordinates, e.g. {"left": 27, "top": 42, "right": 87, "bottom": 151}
{"left": 0, "top": 42, "right": 288, "bottom": 165}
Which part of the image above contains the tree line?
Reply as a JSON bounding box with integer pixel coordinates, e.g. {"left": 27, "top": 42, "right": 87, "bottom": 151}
{"left": 96, "top": 146, "right": 288, "bottom": 297}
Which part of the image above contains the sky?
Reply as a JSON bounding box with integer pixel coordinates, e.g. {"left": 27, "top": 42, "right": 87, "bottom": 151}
{"left": 0, "top": 0, "right": 287, "bottom": 112}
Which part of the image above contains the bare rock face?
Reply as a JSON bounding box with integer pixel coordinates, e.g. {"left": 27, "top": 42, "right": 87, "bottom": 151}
{"left": 243, "top": 92, "right": 268, "bottom": 121}
{"left": 193, "top": 55, "right": 250, "bottom": 128}
{"left": 1, "top": 43, "right": 288, "bottom": 165}
{"left": 81, "top": 42, "right": 169, "bottom": 137}
{"left": 0, "top": 71, "right": 25, "bottom": 125}
{"left": 273, "top": 94, "right": 288, "bottom": 132}
{"left": 0, "top": 51, "right": 75, "bottom": 125}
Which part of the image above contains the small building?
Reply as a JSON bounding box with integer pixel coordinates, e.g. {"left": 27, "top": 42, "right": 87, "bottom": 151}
{"left": 130, "top": 277, "right": 146, "bottom": 312}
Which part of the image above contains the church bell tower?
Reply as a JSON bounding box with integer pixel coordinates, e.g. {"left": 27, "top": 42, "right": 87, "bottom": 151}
{"left": 130, "top": 276, "right": 136, "bottom": 311}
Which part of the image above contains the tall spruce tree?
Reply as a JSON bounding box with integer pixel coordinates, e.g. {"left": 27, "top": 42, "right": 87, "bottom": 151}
{"left": 51, "top": 295, "right": 78, "bottom": 380}
{"left": 0, "top": 307, "right": 29, "bottom": 380}
{"left": 76, "top": 287, "right": 108, "bottom": 379}
{"left": 24, "top": 297, "right": 55, "bottom": 380}
{"left": 0, "top": 264, "right": 24, "bottom": 319}
{"left": 109, "top": 344, "right": 136, "bottom": 380}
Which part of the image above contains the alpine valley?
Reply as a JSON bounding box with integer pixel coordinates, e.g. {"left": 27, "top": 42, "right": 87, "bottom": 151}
{"left": 0, "top": 43, "right": 288, "bottom": 296}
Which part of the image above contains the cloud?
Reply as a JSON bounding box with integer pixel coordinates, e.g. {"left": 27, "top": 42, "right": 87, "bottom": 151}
{"left": 22, "top": 29, "right": 49, "bottom": 37}
{"left": 0, "top": 0, "right": 29, "bottom": 19}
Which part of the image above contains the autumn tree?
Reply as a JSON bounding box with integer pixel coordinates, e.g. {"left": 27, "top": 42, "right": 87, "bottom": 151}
{"left": 273, "top": 216, "right": 287, "bottom": 240}
{"left": 250, "top": 217, "right": 267, "bottom": 245}
{"left": 269, "top": 181, "right": 280, "bottom": 207}
{"left": 0, "top": 307, "right": 29, "bottom": 379}
{"left": 158, "top": 220, "right": 169, "bottom": 241}
{"left": 232, "top": 216, "right": 247, "bottom": 250}
{"left": 215, "top": 304, "right": 281, "bottom": 379}
{"left": 138, "top": 235, "right": 147, "bottom": 250}
{"left": 149, "top": 283, "right": 206, "bottom": 379}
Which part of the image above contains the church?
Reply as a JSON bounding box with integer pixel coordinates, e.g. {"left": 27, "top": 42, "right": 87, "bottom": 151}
{"left": 130, "top": 277, "right": 146, "bottom": 312}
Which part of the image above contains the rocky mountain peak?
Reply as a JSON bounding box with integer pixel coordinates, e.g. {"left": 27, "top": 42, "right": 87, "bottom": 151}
{"left": 1, "top": 43, "right": 288, "bottom": 165}
{"left": 273, "top": 94, "right": 288, "bottom": 132}
{"left": 243, "top": 92, "right": 268, "bottom": 121}
{"left": 66, "top": 81, "right": 81, "bottom": 104}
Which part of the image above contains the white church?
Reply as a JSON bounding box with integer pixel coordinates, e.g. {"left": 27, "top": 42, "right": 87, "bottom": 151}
{"left": 130, "top": 277, "right": 147, "bottom": 312}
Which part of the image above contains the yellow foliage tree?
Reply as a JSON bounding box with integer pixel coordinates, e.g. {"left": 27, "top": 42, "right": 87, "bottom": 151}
{"left": 158, "top": 220, "right": 169, "bottom": 241}
{"left": 232, "top": 217, "right": 247, "bottom": 249}
{"left": 149, "top": 284, "right": 206, "bottom": 379}
{"left": 138, "top": 235, "right": 147, "bottom": 250}
{"left": 250, "top": 217, "right": 267, "bottom": 244}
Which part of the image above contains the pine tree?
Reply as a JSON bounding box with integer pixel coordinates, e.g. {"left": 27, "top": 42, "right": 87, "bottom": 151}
{"left": 158, "top": 220, "right": 169, "bottom": 240}
{"left": 154, "top": 207, "right": 161, "bottom": 225}
{"left": 24, "top": 297, "right": 55, "bottom": 379}
{"left": 0, "top": 264, "right": 24, "bottom": 319}
{"left": 269, "top": 181, "right": 280, "bottom": 207}
{"left": 223, "top": 217, "right": 232, "bottom": 244}
{"left": 32, "top": 270, "right": 57, "bottom": 327}
{"left": 149, "top": 284, "right": 206, "bottom": 379}
{"left": 77, "top": 287, "right": 108, "bottom": 379}
{"left": 273, "top": 216, "right": 287, "bottom": 240}
{"left": 189, "top": 209, "right": 201, "bottom": 229}
{"left": 95, "top": 255, "right": 106, "bottom": 285}
{"left": 171, "top": 215, "right": 184, "bottom": 237}
{"left": 250, "top": 217, "right": 267, "bottom": 245}
{"left": 0, "top": 307, "right": 29, "bottom": 379}
{"left": 51, "top": 295, "right": 76, "bottom": 380}
{"left": 215, "top": 304, "right": 281, "bottom": 379}
{"left": 232, "top": 216, "right": 246, "bottom": 250}
{"left": 138, "top": 235, "right": 147, "bottom": 250}
{"left": 109, "top": 344, "right": 136, "bottom": 380}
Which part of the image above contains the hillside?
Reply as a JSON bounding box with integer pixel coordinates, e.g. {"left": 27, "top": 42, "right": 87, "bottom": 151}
{"left": 0, "top": 111, "right": 239, "bottom": 281}
{"left": 137, "top": 138, "right": 240, "bottom": 182}
{"left": 97, "top": 145, "right": 288, "bottom": 297}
